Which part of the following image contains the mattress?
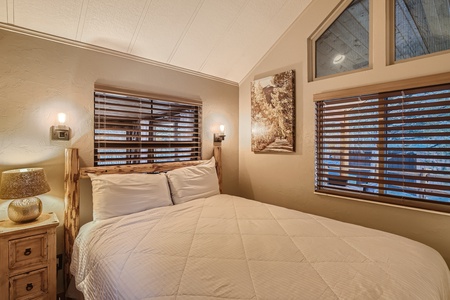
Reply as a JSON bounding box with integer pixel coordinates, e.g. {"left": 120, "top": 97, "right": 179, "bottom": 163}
{"left": 71, "top": 194, "right": 450, "bottom": 299}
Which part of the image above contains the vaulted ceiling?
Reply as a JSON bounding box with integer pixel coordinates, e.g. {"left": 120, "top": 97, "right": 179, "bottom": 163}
{"left": 0, "top": 0, "right": 312, "bottom": 84}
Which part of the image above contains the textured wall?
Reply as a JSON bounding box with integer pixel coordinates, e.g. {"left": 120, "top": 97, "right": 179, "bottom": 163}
{"left": 239, "top": 0, "right": 450, "bottom": 266}
{"left": 0, "top": 28, "right": 239, "bottom": 292}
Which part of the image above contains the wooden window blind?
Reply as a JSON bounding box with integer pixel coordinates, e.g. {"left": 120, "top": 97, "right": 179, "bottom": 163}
{"left": 315, "top": 83, "right": 450, "bottom": 213}
{"left": 94, "top": 90, "right": 202, "bottom": 166}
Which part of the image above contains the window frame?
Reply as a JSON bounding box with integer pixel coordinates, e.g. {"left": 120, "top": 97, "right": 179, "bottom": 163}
{"left": 387, "top": 0, "right": 450, "bottom": 65}
{"left": 314, "top": 72, "right": 450, "bottom": 213}
{"left": 308, "top": 0, "right": 373, "bottom": 81}
{"left": 94, "top": 86, "right": 202, "bottom": 166}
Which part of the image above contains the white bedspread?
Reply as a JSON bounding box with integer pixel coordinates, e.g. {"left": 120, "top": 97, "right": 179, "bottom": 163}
{"left": 71, "top": 194, "right": 450, "bottom": 299}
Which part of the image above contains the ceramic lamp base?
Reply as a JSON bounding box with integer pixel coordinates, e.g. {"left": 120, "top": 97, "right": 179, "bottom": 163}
{"left": 8, "top": 197, "right": 43, "bottom": 223}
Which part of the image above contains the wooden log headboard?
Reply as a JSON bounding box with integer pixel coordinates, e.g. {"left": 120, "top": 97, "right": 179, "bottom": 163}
{"left": 63, "top": 146, "right": 222, "bottom": 288}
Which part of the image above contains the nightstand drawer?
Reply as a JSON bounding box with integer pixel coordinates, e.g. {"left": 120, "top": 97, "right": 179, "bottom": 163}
{"left": 8, "top": 234, "right": 48, "bottom": 270}
{"left": 0, "top": 213, "right": 58, "bottom": 300}
{"left": 9, "top": 268, "right": 48, "bottom": 300}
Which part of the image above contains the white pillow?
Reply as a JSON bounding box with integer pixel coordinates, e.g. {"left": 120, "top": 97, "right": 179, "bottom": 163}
{"left": 89, "top": 173, "right": 172, "bottom": 220}
{"left": 166, "top": 157, "right": 220, "bottom": 204}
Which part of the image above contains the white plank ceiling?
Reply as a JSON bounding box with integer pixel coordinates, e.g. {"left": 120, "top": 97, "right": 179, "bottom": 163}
{"left": 0, "top": 0, "right": 312, "bottom": 84}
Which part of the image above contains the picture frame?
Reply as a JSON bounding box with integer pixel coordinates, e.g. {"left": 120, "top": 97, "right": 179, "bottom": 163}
{"left": 251, "top": 70, "right": 295, "bottom": 153}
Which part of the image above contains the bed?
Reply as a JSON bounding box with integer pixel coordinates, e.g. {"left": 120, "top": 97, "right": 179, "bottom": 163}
{"left": 64, "top": 147, "right": 450, "bottom": 300}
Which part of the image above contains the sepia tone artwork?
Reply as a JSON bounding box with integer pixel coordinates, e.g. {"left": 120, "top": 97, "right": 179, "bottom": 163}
{"left": 251, "top": 70, "right": 295, "bottom": 153}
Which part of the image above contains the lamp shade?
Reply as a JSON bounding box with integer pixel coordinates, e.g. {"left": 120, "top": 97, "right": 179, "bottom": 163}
{"left": 0, "top": 168, "right": 51, "bottom": 199}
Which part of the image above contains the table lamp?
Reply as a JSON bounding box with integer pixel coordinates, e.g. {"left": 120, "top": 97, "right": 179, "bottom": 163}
{"left": 0, "top": 168, "right": 50, "bottom": 223}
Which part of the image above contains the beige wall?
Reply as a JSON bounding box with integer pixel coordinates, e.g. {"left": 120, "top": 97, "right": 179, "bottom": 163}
{"left": 0, "top": 28, "right": 239, "bottom": 292}
{"left": 239, "top": 0, "right": 450, "bottom": 265}
{"left": 1, "top": 0, "right": 449, "bottom": 290}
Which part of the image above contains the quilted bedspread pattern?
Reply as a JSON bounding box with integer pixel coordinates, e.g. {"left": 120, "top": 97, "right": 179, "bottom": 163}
{"left": 71, "top": 194, "right": 450, "bottom": 299}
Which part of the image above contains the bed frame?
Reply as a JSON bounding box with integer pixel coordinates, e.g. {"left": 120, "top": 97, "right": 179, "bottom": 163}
{"left": 63, "top": 146, "right": 222, "bottom": 288}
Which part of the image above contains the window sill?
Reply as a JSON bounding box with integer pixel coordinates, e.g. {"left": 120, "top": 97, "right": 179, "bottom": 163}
{"left": 314, "top": 191, "right": 450, "bottom": 217}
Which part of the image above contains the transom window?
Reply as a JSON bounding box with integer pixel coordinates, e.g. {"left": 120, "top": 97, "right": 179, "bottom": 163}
{"left": 315, "top": 76, "right": 450, "bottom": 213}
{"left": 394, "top": 0, "right": 450, "bottom": 61}
{"left": 312, "top": 0, "right": 370, "bottom": 79}
{"left": 94, "top": 89, "right": 202, "bottom": 166}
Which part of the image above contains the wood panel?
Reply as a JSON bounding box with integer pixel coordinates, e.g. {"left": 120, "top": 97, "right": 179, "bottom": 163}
{"left": 64, "top": 148, "right": 80, "bottom": 289}
{"left": 82, "top": 160, "right": 210, "bottom": 178}
{"left": 214, "top": 146, "right": 222, "bottom": 193}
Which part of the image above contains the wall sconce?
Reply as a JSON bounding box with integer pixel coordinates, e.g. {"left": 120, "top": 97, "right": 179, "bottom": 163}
{"left": 51, "top": 112, "right": 70, "bottom": 141}
{"left": 214, "top": 124, "right": 226, "bottom": 142}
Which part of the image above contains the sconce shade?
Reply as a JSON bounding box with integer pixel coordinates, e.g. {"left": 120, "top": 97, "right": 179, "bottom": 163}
{"left": 58, "top": 112, "right": 66, "bottom": 124}
{"left": 214, "top": 125, "right": 226, "bottom": 142}
{"left": 0, "top": 168, "right": 50, "bottom": 199}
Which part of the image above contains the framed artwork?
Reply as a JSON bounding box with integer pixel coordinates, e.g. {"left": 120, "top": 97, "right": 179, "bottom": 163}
{"left": 251, "top": 70, "right": 295, "bottom": 153}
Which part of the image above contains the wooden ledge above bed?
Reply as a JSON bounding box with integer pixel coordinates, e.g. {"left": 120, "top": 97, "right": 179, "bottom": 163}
{"left": 63, "top": 146, "right": 222, "bottom": 290}
{"left": 81, "top": 160, "right": 213, "bottom": 177}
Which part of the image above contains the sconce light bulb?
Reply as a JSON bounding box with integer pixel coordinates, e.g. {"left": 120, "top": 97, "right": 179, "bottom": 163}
{"left": 52, "top": 112, "right": 70, "bottom": 141}
{"left": 57, "top": 113, "right": 66, "bottom": 124}
{"left": 219, "top": 125, "right": 225, "bottom": 133}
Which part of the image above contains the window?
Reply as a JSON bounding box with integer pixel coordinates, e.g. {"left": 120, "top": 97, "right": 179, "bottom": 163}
{"left": 393, "top": 0, "right": 450, "bottom": 61}
{"left": 94, "top": 89, "right": 201, "bottom": 166}
{"left": 315, "top": 76, "right": 450, "bottom": 213}
{"left": 312, "top": 0, "right": 370, "bottom": 79}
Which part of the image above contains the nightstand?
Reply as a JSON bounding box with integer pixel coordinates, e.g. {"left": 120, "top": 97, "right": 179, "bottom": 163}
{"left": 0, "top": 212, "right": 59, "bottom": 300}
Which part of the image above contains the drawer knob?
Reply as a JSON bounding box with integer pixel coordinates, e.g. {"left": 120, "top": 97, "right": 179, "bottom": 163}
{"left": 26, "top": 283, "right": 33, "bottom": 291}
{"left": 24, "top": 248, "right": 32, "bottom": 256}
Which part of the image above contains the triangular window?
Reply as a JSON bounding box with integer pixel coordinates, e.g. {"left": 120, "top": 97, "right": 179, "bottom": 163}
{"left": 311, "top": 0, "right": 370, "bottom": 79}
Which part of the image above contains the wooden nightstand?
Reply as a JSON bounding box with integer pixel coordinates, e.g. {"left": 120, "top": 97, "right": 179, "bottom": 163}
{"left": 0, "top": 212, "right": 59, "bottom": 300}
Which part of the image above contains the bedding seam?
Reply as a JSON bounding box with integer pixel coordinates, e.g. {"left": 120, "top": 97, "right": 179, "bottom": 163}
{"left": 111, "top": 209, "right": 173, "bottom": 298}
{"left": 265, "top": 204, "right": 341, "bottom": 299}
{"left": 233, "top": 197, "right": 259, "bottom": 300}
{"left": 174, "top": 197, "right": 207, "bottom": 299}
{"left": 311, "top": 217, "right": 413, "bottom": 294}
